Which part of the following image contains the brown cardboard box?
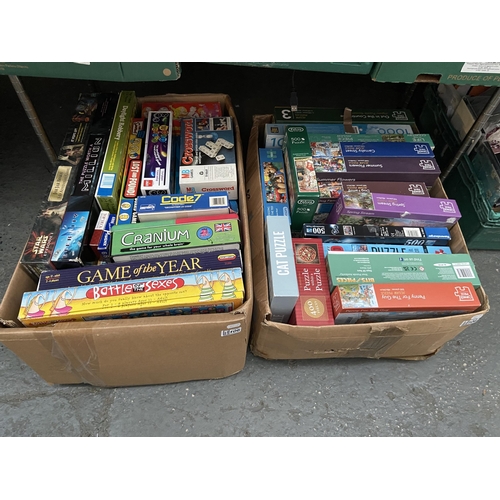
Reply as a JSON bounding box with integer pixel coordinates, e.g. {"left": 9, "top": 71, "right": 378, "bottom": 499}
{"left": 0, "top": 94, "right": 253, "bottom": 387}
{"left": 246, "top": 115, "right": 490, "bottom": 361}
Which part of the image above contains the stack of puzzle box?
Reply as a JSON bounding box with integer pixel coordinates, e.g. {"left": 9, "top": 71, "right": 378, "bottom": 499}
{"left": 246, "top": 112, "right": 489, "bottom": 361}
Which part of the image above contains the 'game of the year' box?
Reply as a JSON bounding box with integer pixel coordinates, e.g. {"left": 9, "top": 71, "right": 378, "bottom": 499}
{"left": 19, "top": 267, "right": 245, "bottom": 327}
{"left": 110, "top": 218, "right": 241, "bottom": 262}
{"left": 303, "top": 223, "right": 452, "bottom": 246}
{"left": 37, "top": 248, "right": 243, "bottom": 290}
{"left": 331, "top": 281, "right": 481, "bottom": 324}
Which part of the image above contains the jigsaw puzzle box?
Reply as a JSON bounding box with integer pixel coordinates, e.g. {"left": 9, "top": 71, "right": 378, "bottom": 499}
{"left": 246, "top": 114, "right": 489, "bottom": 361}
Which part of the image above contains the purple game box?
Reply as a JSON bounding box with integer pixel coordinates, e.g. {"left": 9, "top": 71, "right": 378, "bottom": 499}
{"left": 328, "top": 191, "right": 461, "bottom": 227}
{"left": 313, "top": 156, "right": 441, "bottom": 186}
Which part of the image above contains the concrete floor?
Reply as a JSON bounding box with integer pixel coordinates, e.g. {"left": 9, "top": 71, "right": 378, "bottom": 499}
{"left": 0, "top": 64, "right": 499, "bottom": 437}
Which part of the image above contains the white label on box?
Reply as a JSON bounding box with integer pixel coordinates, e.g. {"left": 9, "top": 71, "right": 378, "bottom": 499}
{"left": 221, "top": 322, "right": 242, "bottom": 337}
{"left": 459, "top": 314, "right": 484, "bottom": 327}
{"left": 461, "top": 63, "right": 500, "bottom": 74}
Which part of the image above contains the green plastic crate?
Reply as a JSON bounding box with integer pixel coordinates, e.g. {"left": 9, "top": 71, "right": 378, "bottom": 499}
{"left": 419, "top": 85, "right": 461, "bottom": 166}
{"left": 443, "top": 155, "right": 500, "bottom": 249}
{"left": 469, "top": 140, "right": 500, "bottom": 208}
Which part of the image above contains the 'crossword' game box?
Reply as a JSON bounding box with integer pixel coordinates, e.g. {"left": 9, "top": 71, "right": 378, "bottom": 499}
{"left": 178, "top": 117, "right": 238, "bottom": 199}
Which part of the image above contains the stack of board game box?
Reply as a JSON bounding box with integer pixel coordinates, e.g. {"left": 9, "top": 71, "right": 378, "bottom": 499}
{"left": 257, "top": 107, "right": 483, "bottom": 327}
{"left": 16, "top": 93, "right": 246, "bottom": 327}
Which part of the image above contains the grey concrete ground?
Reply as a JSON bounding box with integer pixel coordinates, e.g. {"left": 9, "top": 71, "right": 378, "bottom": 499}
{"left": 0, "top": 64, "right": 499, "bottom": 437}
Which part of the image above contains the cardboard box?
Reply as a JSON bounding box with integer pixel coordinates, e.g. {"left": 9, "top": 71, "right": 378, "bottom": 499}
{"left": 245, "top": 115, "right": 489, "bottom": 360}
{"left": 0, "top": 94, "right": 253, "bottom": 387}
{"left": 370, "top": 62, "right": 500, "bottom": 86}
{"left": 0, "top": 62, "right": 182, "bottom": 82}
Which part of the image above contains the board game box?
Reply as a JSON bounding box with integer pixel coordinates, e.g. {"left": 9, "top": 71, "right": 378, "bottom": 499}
{"left": 259, "top": 148, "right": 291, "bottom": 223}
{"left": 110, "top": 218, "right": 241, "bottom": 262}
{"left": 141, "top": 101, "right": 222, "bottom": 135}
{"left": 322, "top": 242, "right": 452, "bottom": 256}
{"left": 327, "top": 190, "right": 461, "bottom": 228}
{"left": 325, "top": 252, "right": 482, "bottom": 290}
{"left": 331, "top": 281, "right": 481, "bottom": 324}
{"left": 19, "top": 267, "right": 245, "bottom": 327}
{"left": 283, "top": 126, "right": 320, "bottom": 231}
{"left": 288, "top": 238, "right": 334, "bottom": 326}
{"left": 38, "top": 248, "right": 243, "bottom": 290}
{"left": 178, "top": 117, "right": 238, "bottom": 199}
{"left": 302, "top": 223, "right": 452, "bottom": 246}
{"left": 141, "top": 110, "right": 174, "bottom": 195}
{"left": 136, "top": 191, "right": 230, "bottom": 222}
{"left": 265, "top": 216, "right": 299, "bottom": 323}
{"left": 51, "top": 131, "right": 111, "bottom": 269}
{"left": 95, "top": 90, "right": 137, "bottom": 214}
{"left": 20, "top": 92, "right": 119, "bottom": 278}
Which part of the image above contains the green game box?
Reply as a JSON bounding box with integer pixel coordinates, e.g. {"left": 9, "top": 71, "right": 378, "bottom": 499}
{"left": 110, "top": 218, "right": 241, "bottom": 262}
{"left": 325, "top": 252, "right": 482, "bottom": 292}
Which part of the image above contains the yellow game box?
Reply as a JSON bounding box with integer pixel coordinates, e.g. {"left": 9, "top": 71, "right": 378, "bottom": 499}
{"left": 18, "top": 267, "right": 244, "bottom": 326}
